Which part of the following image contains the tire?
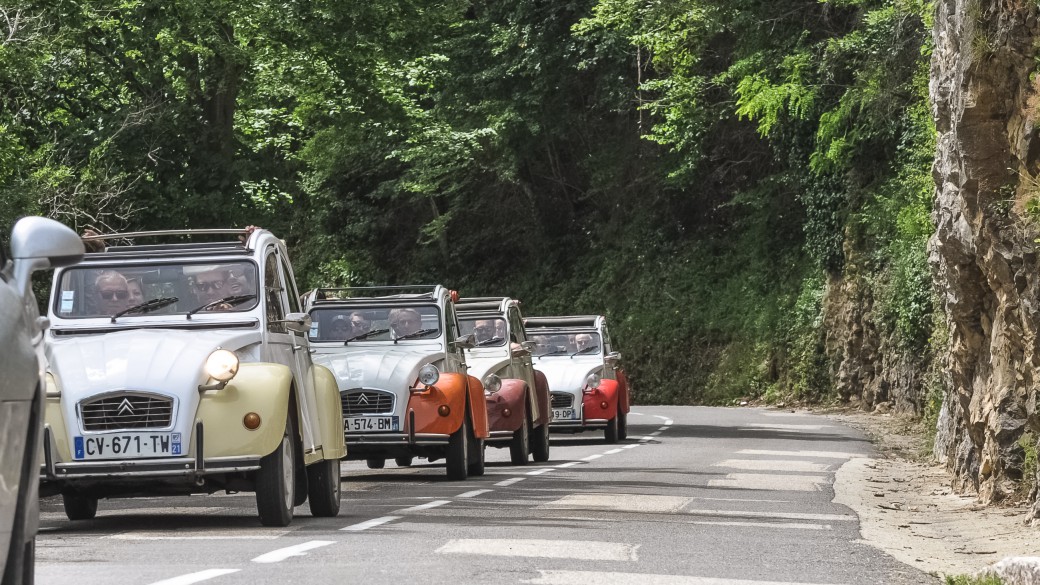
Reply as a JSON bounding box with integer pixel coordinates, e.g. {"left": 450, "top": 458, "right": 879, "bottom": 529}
{"left": 605, "top": 415, "right": 619, "bottom": 444}
{"left": 445, "top": 416, "right": 469, "bottom": 480}
{"left": 509, "top": 418, "right": 530, "bottom": 465}
{"left": 394, "top": 456, "right": 414, "bottom": 467}
{"left": 618, "top": 410, "right": 628, "bottom": 440}
{"left": 530, "top": 421, "right": 551, "bottom": 462}
{"left": 306, "top": 458, "right": 341, "bottom": 518}
{"left": 256, "top": 417, "right": 296, "bottom": 527}
{"left": 366, "top": 458, "right": 386, "bottom": 469}
{"left": 467, "top": 423, "right": 485, "bottom": 477}
{"left": 62, "top": 492, "right": 98, "bottom": 521}
{"left": 2, "top": 538, "right": 33, "bottom": 585}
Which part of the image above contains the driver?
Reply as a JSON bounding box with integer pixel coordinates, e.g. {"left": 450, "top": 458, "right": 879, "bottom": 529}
{"left": 329, "top": 314, "right": 352, "bottom": 339}
{"left": 574, "top": 333, "right": 596, "bottom": 352}
{"left": 472, "top": 319, "right": 498, "bottom": 344}
{"left": 191, "top": 266, "right": 230, "bottom": 306}
{"left": 388, "top": 308, "right": 422, "bottom": 337}
{"left": 225, "top": 265, "right": 256, "bottom": 296}
{"left": 94, "top": 271, "right": 131, "bottom": 315}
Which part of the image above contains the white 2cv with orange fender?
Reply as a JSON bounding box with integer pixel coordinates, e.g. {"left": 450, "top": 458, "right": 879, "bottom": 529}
{"left": 39, "top": 228, "right": 345, "bottom": 527}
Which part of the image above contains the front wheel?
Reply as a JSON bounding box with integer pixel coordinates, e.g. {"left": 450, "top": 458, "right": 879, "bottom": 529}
{"left": 605, "top": 415, "right": 619, "bottom": 444}
{"left": 509, "top": 418, "right": 531, "bottom": 465}
{"left": 618, "top": 410, "right": 628, "bottom": 440}
{"left": 62, "top": 492, "right": 97, "bottom": 521}
{"left": 306, "top": 459, "right": 341, "bottom": 518}
{"left": 256, "top": 418, "right": 296, "bottom": 527}
{"left": 467, "top": 427, "right": 485, "bottom": 477}
{"left": 366, "top": 458, "right": 386, "bottom": 469}
{"left": 530, "top": 422, "right": 551, "bottom": 462}
{"left": 445, "top": 416, "right": 469, "bottom": 480}
{"left": 394, "top": 456, "right": 414, "bottom": 467}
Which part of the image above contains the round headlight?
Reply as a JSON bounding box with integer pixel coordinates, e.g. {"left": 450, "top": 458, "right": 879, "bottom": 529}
{"left": 585, "top": 372, "right": 601, "bottom": 389}
{"left": 483, "top": 374, "right": 502, "bottom": 393}
{"left": 205, "top": 349, "right": 240, "bottom": 383}
{"left": 418, "top": 364, "right": 441, "bottom": 386}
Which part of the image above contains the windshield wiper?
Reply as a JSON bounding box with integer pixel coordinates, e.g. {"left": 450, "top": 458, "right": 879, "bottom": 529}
{"left": 535, "top": 349, "right": 569, "bottom": 359}
{"left": 476, "top": 336, "right": 504, "bottom": 347}
{"left": 344, "top": 328, "right": 390, "bottom": 345}
{"left": 570, "top": 345, "right": 600, "bottom": 358}
{"left": 185, "top": 294, "right": 256, "bottom": 319}
{"left": 110, "top": 297, "right": 179, "bottom": 323}
{"left": 393, "top": 328, "right": 439, "bottom": 343}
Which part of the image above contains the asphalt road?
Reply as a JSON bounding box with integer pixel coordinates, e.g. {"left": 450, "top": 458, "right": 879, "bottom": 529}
{"left": 36, "top": 407, "right": 937, "bottom": 585}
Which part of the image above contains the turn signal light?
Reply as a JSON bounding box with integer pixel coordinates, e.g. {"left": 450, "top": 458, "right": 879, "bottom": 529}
{"left": 600, "top": 401, "right": 608, "bottom": 410}
{"left": 243, "top": 412, "right": 262, "bottom": 430}
{"left": 502, "top": 408, "right": 511, "bottom": 418}
{"left": 438, "top": 405, "right": 451, "bottom": 417}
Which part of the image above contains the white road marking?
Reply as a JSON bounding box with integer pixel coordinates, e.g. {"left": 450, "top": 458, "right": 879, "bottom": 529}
{"left": 437, "top": 539, "right": 639, "bottom": 561}
{"left": 251, "top": 540, "right": 335, "bottom": 563}
{"left": 746, "top": 423, "right": 833, "bottom": 431}
{"left": 395, "top": 500, "right": 452, "bottom": 513}
{"left": 582, "top": 454, "right": 604, "bottom": 461}
{"left": 147, "top": 569, "right": 240, "bottom": 585}
{"left": 688, "top": 520, "right": 832, "bottom": 530}
{"left": 496, "top": 477, "right": 526, "bottom": 487}
{"left": 604, "top": 448, "right": 624, "bottom": 454}
{"left": 630, "top": 411, "right": 644, "bottom": 416}
{"left": 654, "top": 415, "right": 670, "bottom": 422}
{"left": 649, "top": 431, "right": 662, "bottom": 436}
{"left": 108, "top": 533, "right": 286, "bottom": 540}
{"left": 664, "top": 419, "right": 673, "bottom": 425}
{"left": 685, "top": 509, "right": 855, "bottom": 522}
{"left": 713, "top": 459, "right": 830, "bottom": 473}
{"left": 639, "top": 436, "right": 654, "bottom": 442}
{"left": 543, "top": 493, "right": 691, "bottom": 514}
{"left": 623, "top": 445, "right": 639, "bottom": 449}
{"left": 457, "top": 489, "right": 493, "bottom": 498}
{"left": 707, "top": 473, "right": 831, "bottom": 492}
{"left": 527, "top": 468, "right": 554, "bottom": 476}
{"left": 524, "top": 570, "right": 844, "bottom": 585}
{"left": 555, "top": 461, "right": 582, "bottom": 468}
{"left": 738, "top": 449, "right": 858, "bottom": 459}
{"left": 341, "top": 516, "right": 401, "bottom": 532}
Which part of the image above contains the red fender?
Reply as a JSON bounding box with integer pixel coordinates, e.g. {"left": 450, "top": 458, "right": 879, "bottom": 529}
{"left": 466, "top": 375, "right": 490, "bottom": 439}
{"left": 532, "top": 369, "right": 551, "bottom": 427}
{"left": 485, "top": 379, "right": 527, "bottom": 433}
{"left": 582, "top": 378, "right": 619, "bottom": 422}
{"left": 616, "top": 369, "right": 631, "bottom": 414}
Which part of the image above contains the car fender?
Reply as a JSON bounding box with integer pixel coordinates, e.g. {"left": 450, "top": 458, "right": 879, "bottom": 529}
{"left": 407, "top": 372, "right": 468, "bottom": 436}
{"left": 532, "top": 369, "right": 551, "bottom": 427}
{"left": 616, "top": 369, "right": 632, "bottom": 414}
{"left": 43, "top": 375, "right": 73, "bottom": 461}
{"left": 195, "top": 362, "right": 292, "bottom": 459}
{"left": 582, "top": 378, "right": 619, "bottom": 421}
{"left": 485, "top": 379, "right": 526, "bottom": 433}
{"left": 311, "top": 364, "right": 346, "bottom": 462}
{"left": 466, "top": 375, "right": 490, "bottom": 439}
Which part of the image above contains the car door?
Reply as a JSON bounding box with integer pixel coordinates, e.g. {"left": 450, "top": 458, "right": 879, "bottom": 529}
{"left": 507, "top": 307, "right": 539, "bottom": 419}
{"left": 276, "top": 251, "right": 322, "bottom": 454}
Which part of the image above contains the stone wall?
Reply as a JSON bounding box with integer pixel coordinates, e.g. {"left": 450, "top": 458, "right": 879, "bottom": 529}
{"left": 928, "top": 0, "right": 1040, "bottom": 517}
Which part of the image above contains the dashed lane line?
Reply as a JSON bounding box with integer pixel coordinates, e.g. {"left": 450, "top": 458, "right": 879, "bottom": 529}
{"left": 688, "top": 520, "right": 832, "bottom": 530}
{"left": 147, "top": 569, "right": 241, "bottom": 585}
{"left": 604, "top": 448, "right": 624, "bottom": 454}
{"left": 437, "top": 539, "right": 639, "bottom": 561}
{"left": 622, "top": 444, "right": 639, "bottom": 449}
{"left": 341, "top": 516, "right": 401, "bottom": 532}
{"left": 526, "top": 468, "right": 554, "bottom": 476}
{"left": 251, "top": 540, "right": 335, "bottom": 564}
{"left": 649, "top": 431, "right": 662, "bottom": 436}
{"left": 495, "top": 477, "right": 526, "bottom": 487}
{"left": 457, "top": 489, "right": 493, "bottom": 498}
{"left": 394, "top": 500, "right": 452, "bottom": 513}
{"left": 582, "top": 454, "right": 603, "bottom": 461}
{"left": 555, "top": 462, "right": 582, "bottom": 468}
{"left": 657, "top": 426, "right": 669, "bottom": 431}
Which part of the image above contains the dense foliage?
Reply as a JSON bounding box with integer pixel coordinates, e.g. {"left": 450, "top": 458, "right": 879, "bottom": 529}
{"left": 1, "top": 0, "right": 937, "bottom": 404}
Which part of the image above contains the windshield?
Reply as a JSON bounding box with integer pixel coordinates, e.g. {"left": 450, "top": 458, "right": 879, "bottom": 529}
{"left": 54, "top": 261, "right": 259, "bottom": 319}
{"left": 309, "top": 305, "right": 442, "bottom": 342}
{"left": 459, "top": 317, "right": 507, "bottom": 347}
{"left": 528, "top": 331, "right": 601, "bottom": 356}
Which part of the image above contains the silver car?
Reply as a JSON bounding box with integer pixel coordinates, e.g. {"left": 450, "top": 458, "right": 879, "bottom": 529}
{"left": 0, "top": 217, "right": 83, "bottom": 584}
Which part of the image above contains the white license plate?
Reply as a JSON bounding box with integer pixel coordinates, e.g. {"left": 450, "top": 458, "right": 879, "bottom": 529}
{"left": 73, "top": 432, "right": 182, "bottom": 460}
{"left": 552, "top": 408, "right": 577, "bottom": 421}
{"left": 345, "top": 416, "right": 399, "bottom": 432}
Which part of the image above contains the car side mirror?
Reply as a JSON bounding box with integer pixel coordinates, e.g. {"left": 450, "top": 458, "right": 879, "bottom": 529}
{"left": 521, "top": 341, "right": 536, "bottom": 352}
{"left": 511, "top": 344, "right": 531, "bottom": 358}
{"left": 280, "top": 312, "right": 312, "bottom": 334}
{"left": 10, "top": 217, "right": 84, "bottom": 298}
{"left": 452, "top": 333, "right": 476, "bottom": 350}
{"left": 604, "top": 351, "right": 621, "bottom": 366}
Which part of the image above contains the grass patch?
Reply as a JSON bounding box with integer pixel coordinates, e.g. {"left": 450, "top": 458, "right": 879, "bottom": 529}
{"left": 944, "top": 574, "right": 1003, "bottom": 585}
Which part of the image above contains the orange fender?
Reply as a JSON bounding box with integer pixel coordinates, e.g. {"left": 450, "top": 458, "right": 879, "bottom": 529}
{"left": 616, "top": 369, "right": 632, "bottom": 414}
{"left": 407, "top": 372, "right": 468, "bottom": 436}
{"left": 583, "top": 378, "right": 619, "bottom": 421}
{"left": 533, "top": 369, "right": 551, "bottom": 427}
{"left": 466, "top": 375, "right": 490, "bottom": 439}
{"left": 486, "top": 379, "right": 527, "bottom": 433}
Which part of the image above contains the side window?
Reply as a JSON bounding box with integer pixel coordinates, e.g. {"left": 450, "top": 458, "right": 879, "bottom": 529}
{"left": 264, "top": 252, "right": 285, "bottom": 333}
{"left": 279, "top": 255, "right": 301, "bottom": 314}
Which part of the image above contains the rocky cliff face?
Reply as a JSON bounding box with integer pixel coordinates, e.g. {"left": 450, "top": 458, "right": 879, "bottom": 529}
{"left": 929, "top": 0, "right": 1040, "bottom": 517}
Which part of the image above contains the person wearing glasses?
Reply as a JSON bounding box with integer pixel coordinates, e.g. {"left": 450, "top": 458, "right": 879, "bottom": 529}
{"left": 94, "top": 271, "right": 131, "bottom": 315}
{"left": 328, "top": 315, "right": 352, "bottom": 339}
{"left": 472, "top": 319, "right": 499, "bottom": 344}
{"left": 348, "top": 312, "right": 370, "bottom": 336}
{"left": 225, "top": 265, "right": 256, "bottom": 296}
{"left": 388, "top": 308, "right": 422, "bottom": 338}
{"left": 191, "top": 267, "right": 230, "bottom": 306}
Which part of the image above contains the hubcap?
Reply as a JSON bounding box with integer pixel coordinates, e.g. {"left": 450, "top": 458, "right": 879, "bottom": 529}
{"left": 281, "top": 435, "right": 293, "bottom": 510}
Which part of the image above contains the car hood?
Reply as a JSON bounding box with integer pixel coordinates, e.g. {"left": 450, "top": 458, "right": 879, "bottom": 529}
{"left": 532, "top": 357, "right": 603, "bottom": 393}
{"left": 47, "top": 328, "right": 262, "bottom": 403}
{"left": 313, "top": 347, "right": 440, "bottom": 392}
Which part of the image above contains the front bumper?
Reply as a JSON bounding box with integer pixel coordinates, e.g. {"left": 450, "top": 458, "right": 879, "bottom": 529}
{"left": 40, "top": 423, "right": 261, "bottom": 481}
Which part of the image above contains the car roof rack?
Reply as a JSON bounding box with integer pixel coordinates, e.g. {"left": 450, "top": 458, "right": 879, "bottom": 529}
{"left": 309, "top": 285, "right": 446, "bottom": 303}
{"left": 455, "top": 297, "right": 511, "bottom": 314}
{"left": 524, "top": 315, "right": 601, "bottom": 328}
{"left": 80, "top": 229, "right": 262, "bottom": 259}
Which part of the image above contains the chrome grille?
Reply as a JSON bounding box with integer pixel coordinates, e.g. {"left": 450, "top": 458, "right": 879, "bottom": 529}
{"left": 341, "top": 390, "right": 395, "bottom": 416}
{"left": 80, "top": 394, "right": 173, "bottom": 431}
{"left": 551, "top": 392, "right": 573, "bottom": 409}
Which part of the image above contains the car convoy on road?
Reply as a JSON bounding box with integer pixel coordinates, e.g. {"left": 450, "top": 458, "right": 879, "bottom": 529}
{"left": 1, "top": 223, "right": 633, "bottom": 575}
